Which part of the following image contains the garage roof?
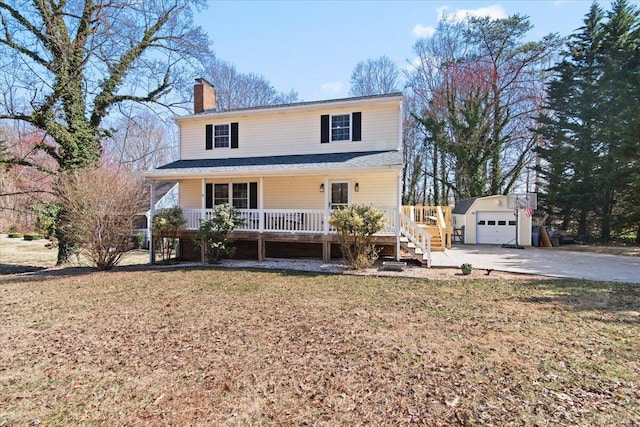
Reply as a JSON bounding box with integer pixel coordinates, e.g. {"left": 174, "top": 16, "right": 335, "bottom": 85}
{"left": 452, "top": 197, "right": 478, "bottom": 214}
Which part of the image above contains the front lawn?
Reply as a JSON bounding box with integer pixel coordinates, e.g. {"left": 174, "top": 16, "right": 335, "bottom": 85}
{"left": 1, "top": 267, "right": 638, "bottom": 425}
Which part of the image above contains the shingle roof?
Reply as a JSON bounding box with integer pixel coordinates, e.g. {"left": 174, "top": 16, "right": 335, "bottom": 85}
{"left": 452, "top": 197, "right": 478, "bottom": 214}
{"left": 146, "top": 150, "right": 403, "bottom": 179}
{"left": 198, "top": 92, "right": 403, "bottom": 115}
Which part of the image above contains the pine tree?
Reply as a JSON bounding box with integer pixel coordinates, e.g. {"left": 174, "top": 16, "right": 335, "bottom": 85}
{"left": 538, "top": 0, "right": 640, "bottom": 242}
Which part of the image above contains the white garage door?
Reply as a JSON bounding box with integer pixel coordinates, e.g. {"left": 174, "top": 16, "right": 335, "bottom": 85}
{"left": 476, "top": 211, "right": 517, "bottom": 244}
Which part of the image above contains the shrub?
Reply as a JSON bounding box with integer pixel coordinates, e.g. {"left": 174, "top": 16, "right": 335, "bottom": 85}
{"left": 195, "top": 203, "right": 243, "bottom": 263}
{"left": 23, "top": 233, "right": 44, "bottom": 241}
{"left": 56, "top": 167, "right": 147, "bottom": 270}
{"left": 152, "top": 207, "right": 186, "bottom": 264}
{"left": 7, "top": 232, "right": 22, "bottom": 238}
{"left": 131, "top": 233, "right": 145, "bottom": 249}
{"left": 328, "top": 205, "right": 386, "bottom": 269}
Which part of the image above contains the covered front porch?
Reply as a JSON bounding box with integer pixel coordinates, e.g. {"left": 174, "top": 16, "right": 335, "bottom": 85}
{"left": 145, "top": 150, "right": 441, "bottom": 266}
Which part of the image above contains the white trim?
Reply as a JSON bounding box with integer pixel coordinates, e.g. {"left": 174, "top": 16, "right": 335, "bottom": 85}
{"left": 145, "top": 164, "right": 403, "bottom": 180}
{"left": 175, "top": 94, "right": 403, "bottom": 123}
{"left": 397, "top": 99, "right": 403, "bottom": 152}
{"left": 396, "top": 170, "right": 402, "bottom": 261}
{"left": 208, "top": 122, "right": 231, "bottom": 149}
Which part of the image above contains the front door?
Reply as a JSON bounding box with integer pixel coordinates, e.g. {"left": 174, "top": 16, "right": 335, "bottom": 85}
{"left": 330, "top": 182, "right": 349, "bottom": 209}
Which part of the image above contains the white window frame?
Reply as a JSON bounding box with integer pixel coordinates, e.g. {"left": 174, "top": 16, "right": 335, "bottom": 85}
{"left": 232, "top": 183, "right": 248, "bottom": 209}
{"left": 214, "top": 123, "right": 230, "bottom": 148}
{"left": 330, "top": 113, "right": 351, "bottom": 142}
{"left": 210, "top": 182, "right": 253, "bottom": 208}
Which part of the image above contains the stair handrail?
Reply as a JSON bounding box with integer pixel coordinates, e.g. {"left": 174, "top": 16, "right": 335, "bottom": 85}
{"left": 399, "top": 212, "right": 432, "bottom": 267}
{"left": 436, "top": 206, "right": 453, "bottom": 249}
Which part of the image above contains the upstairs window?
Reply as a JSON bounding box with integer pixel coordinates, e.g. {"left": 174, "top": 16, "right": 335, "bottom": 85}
{"left": 214, "top": 124, "right": 230, "bottom": 148}
{"left": 331, "top": 114, "right": 350, "bottom": 141}
{"left": 205, "top": 122, "right": 238, "bottom": 149}
{"left": 321, "top": 112, "right": 361, "bottom": 143}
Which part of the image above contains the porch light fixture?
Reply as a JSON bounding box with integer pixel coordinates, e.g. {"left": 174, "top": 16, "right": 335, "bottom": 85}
{"left": 320, "top": 183, "right": 324, "bottom": 192}
{"left": 354, "top": 182, "right": 359, "bottom": 192}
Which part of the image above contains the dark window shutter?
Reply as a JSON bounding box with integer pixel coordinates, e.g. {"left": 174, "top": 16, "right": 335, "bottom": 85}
{"left": 320, "top": 114, "right": 330, "bottom": 143}
{"left": 352, "top": 112, "right": 361, "bottom": 141}
{"left": 249, "top": 182, "right": 258, "bottom": 209}
{"left": 205, "top": 124, "right": 213, "bottom": 150}
{"left": 205, "top": 183, "right": 213, "bottom": 209}
{"left": 231, "top": 122, "right": 239, "bottom": 149}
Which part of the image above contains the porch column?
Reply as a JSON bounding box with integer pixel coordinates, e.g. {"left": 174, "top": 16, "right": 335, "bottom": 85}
{"left": 201, "top": 178, "right": 206, "bottom": 263}
{"left": 258, "top": 176, "right": 264, "bottom": 261}
{"left": 148, "top": 180, "right": 156, "bottom": 264}
{"left": 323, "top": 176, "right": 329, "bottom": 235}
{"left": 201, "top": 178, "right": 206, "bottom": 222}
{"left": 396, "top": 170, "right": 402, "bottom": 261}
{"left": 259, "top": 176, "right": 264, "bottom": 233}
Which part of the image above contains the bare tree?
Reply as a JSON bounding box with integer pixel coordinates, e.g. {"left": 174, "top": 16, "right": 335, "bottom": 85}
{"left": 204, "top": 57, "right": 299, "bottom": 109}
{"left": 104, "top": 110, "right": 178, "bottom": 171}
{"left": 0, "top": 0, "right": 210, "bottom": 263}
{"left": 405, "top": 13, "right": 559, "bottom": 202}
{"left": 57, "top": 165, "right": 147, "bottom": 270}
{"left": 350, "top": 55, "right": 400, "bottom": 97}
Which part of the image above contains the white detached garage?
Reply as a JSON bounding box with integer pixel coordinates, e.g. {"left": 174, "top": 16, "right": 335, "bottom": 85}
{"left": 452, "top": 195, "right": 533, "bottom": 246}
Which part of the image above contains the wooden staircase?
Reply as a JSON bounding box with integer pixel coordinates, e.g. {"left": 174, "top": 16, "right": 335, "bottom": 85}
{"left": 419, "top": 225, "right": 446, "bottom": 251}
{"left": 399, "top": 213, "right": 432, "bottom": 267}
{"left": 399, "top": 205, "right": 453, "bottom": 266}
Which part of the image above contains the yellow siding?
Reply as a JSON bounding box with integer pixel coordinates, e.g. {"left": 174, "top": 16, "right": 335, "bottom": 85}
{"left": 179, "top": 179, "right": 201, "bottom": 209}
{"left": 179, "top": 101, "right": 400, "bottom": 160}
{"left": 177, "top": 171, "right": 398, "bottom": 210}
{"left": 263, "top": 176, "right": 324, "bottom": 209}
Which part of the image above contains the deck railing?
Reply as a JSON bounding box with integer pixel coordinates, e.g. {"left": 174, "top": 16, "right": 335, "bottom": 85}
{"left": 180, "top": 208, "right": 397, "bottom": 235}
{"left": 401, "top": 205, "right": 453, "bottom": 248}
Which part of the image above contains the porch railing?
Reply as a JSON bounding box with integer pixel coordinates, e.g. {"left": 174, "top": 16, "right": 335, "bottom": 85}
{"left": 181, "top": 208, "right": 397, "bottom": 235}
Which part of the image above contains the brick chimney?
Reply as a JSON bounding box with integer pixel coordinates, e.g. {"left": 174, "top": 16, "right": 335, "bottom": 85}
{"left": 194, "top": 78, "right": 216, "bottom": 114}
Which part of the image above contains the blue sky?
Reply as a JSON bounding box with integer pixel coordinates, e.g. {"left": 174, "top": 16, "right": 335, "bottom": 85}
{"left": 195, "top": 1, "right": 630, "bottom": 101}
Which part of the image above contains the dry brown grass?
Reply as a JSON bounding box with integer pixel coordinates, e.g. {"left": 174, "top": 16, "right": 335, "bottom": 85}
{"left": 0, "top": 235, "right": 149, "bottom": 274}
{"left": 1, "top": 255, "right": 639, "bottom": 426}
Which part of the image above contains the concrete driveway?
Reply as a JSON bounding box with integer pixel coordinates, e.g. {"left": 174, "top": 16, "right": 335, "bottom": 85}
{"left": 430, "top": 245, "right": 640, "bottom": 283}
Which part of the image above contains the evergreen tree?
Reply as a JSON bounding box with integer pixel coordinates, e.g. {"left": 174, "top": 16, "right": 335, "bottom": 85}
{"left": 538, "top": 0, "right": 640, "bottom": 242}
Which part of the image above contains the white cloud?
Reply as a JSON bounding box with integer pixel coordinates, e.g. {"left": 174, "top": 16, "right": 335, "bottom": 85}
{"left": 321, "top": 81, "right": 344, "bottom": 94}
{"left": 412, "top": 24, "right": 436, "bottom": 38}
{"left": 413, "top": 4, "right": 507, "bottom": 40}
{"left": 438, "top": 4, "right": 508, "bottom": 21}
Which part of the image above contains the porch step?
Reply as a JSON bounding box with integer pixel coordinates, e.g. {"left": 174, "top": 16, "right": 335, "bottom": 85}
{"left": 400, "top": 240, "right": 430, "bottom": 265}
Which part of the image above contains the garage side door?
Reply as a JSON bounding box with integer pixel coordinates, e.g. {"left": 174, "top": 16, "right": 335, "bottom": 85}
{"left": 476, "top": 211, "right": 516, "bottom": 244}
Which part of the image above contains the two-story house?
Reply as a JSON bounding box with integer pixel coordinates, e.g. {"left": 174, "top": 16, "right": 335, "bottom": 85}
{"left": 146, "top": 79, "right": 435, "bottom": 266}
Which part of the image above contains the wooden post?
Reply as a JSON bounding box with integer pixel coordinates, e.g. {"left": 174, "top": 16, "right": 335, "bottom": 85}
{"left": 540, "top": 226, "right": 552, "bottom": 248}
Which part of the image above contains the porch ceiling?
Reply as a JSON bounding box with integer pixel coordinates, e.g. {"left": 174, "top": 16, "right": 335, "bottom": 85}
{"left": 145, "top": 150, "right": 403, "bottom": 179}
